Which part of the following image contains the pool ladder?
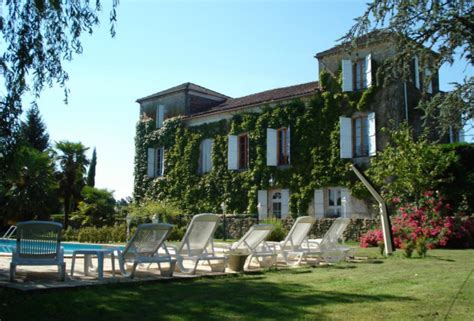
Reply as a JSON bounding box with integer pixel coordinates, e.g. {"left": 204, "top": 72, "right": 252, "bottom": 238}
{"left": 1, "top": 225, "right": 16, "bottom": 239}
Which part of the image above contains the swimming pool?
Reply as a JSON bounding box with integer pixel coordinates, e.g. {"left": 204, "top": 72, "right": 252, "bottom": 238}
{"left": 0, "top": 239, "right": 124, "bottom": 255}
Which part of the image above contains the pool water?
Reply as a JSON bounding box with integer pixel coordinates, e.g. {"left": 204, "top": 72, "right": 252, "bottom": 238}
{"left": 0, "top": 239, "right": 124, "bottom": 255}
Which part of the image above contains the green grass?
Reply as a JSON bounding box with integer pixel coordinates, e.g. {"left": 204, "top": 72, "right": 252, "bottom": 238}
{"left": 1, "top": 248, "right": 473, "bottom": 321}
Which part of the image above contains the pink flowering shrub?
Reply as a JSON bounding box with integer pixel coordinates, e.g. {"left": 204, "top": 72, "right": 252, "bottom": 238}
{"left": 360, "top": 191, "right": 474, "bottom": 255}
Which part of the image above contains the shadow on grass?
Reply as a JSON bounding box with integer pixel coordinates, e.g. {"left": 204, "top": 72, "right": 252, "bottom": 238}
{"left": 0, "top": 274, "right": 414, "bottom": 321}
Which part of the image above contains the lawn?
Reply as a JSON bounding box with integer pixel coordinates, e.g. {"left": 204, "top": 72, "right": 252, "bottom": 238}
{"left": 1, "top": 247, "right": 473, "bottom": 321}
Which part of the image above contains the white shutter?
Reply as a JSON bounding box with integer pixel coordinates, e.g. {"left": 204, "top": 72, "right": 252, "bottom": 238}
{"left": 147, "top": 148, "right": 156, "bottom": 178}
{"left": 414, "top": 56, "right": 420, "bottom": 89}
{"left": 341, "top": 188, "right": 352, "bottom": 218}
{"left": 365, "top": 54, "right": 372, "bottom": 88}
{"left": 459, "top": 128, "right": 465, "bottom": 143}
{"left": 314, "top": 189, "right": 324, "bottom": 218}
{"left": 257, "top": 190, "right": 268, "bottom": 220}
{"left": 281, "top": 189, "right": 290, "bottom": 219}
{"left": 266, "top": 128, "right": 277, "bottom": 166}
{"left": 156, "top": 105, "right": 165, "bottom": 128}
{"left": 339, "top": 117, "right": 353, "bottom": 159}
{"left": 206, "top": 139, "right": 213, "bottom": 172}
{"left": 368, "top": 112, "right": 376, "bottom": 156}
{"left": 287, "top": 126, "right": 291, "bottom": 165}
{"left": 425, "top": 68, "right": 433, "bottom": 94}
{"left": 342, "top": 59, "right": 353, "bottom": 92}
{"left": 227, "top": 135, "right": 238, "bottom": 170}
{"left": 200, "top": 139, "right": 212, "bottom": 173}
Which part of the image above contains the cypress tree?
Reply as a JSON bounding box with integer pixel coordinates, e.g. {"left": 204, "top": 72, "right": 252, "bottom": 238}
{"left": 87, "top": 148, "right": 97, "bottom": 187}
{"left": 20, "top": 105, "right": 50, "bottom": 152}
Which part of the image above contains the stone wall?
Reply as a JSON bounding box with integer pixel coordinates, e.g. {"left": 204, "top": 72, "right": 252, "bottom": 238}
{"left": 206, "top": 215, "right": 381, "bottom": 242}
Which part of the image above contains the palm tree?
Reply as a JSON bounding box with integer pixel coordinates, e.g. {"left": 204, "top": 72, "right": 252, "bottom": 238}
{"left": 55, "top": 141, "right": 89, "bottom": 228}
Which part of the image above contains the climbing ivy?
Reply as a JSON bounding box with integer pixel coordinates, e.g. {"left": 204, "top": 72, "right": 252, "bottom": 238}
{"left": 134, "top": 72, "right": 379, "bottom": 216}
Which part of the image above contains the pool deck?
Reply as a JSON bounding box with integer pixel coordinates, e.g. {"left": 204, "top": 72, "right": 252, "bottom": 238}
{"left": 0, "top": 254, "right": 314, "bottom": 292}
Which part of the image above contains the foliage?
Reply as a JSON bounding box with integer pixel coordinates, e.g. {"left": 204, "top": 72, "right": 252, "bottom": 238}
{"left": 128, "top": 200, "right": 181, "bottom": 223}
{"left": 354, "top": 123, "right": 456, "bottom": 205}
{"left": 360, "top": 191, "right": 474, "bottom": 255}
{"left": 71, "top": 186, "right": 116, "bottom": 227}
{"left": 262, "top": 218, "right": 287, "bottom": 242}
{"left": 342, "top": 0, "right": 473, "bottom": 135}
{"left": 19, "top": 105, "right": 50, "bottom": 152}
{"left": 55, "top": 141, "right": 89, "bottom": 228}
{"left": 86, "top": 148, "right": 97, "bottom": 187}
{"left": 437, "top": 143, "right": 474, "bottom": 213}
{"left": 0, "top": 0, "right": 119, "bottom": 157}
{"left": 62, "top": 224, "right": 131, "bottom": 243}
{"left": 0, "top": 145, "right": 58, "bottom": 222}
{"left": 133, "top": 75, "right": 375, "bottom": 214}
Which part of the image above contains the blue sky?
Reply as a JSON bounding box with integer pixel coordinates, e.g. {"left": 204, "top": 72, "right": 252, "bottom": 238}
{"left": 25, "top": 0, "right": 472, "bottom": 199}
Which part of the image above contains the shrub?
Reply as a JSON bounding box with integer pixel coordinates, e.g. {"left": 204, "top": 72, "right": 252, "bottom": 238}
{"left": 128, "top": 200, "right": 181, "bottom": 223}
{"left": 359, "top": 229, "right": 383, "bottom": 248}
{"left": 63, "top": 224, "right": 133, "bottom": 243}
{"left": 263, "top": 219, "right": 287, "bottom": 242}
{"left": 359, "top": 191, "right": 474, "bottom": 255}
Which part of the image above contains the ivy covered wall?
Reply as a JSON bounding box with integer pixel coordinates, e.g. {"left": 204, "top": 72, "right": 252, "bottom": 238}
{"left": 134, "top": 73, "right": 379, "bottom": 216}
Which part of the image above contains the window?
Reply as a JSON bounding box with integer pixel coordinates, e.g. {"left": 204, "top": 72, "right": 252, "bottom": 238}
{"left": 199, "top": 139, "right": 213, "bottom": 174}
{"left": 238, "top": 133, "right": 249, "bottom": 170}
{"left": 353, "top": 116, "right": 369, "bottom": 157}
{"left": 272, "top": 192, "right": 282, "bottom": 219}
{"left": 353, "top": 59, "right": 367, "bottom": 91}
{"left": 327, "top": 188, "right": 342, "bottom": 217}
{"left": 277, "top": 127, "right": 290, "bottom": 166}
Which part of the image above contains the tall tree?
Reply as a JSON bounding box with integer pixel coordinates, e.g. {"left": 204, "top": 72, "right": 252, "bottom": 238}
{"left": 20, "top": 105, "right": 50, "bottom": 152}
{"left": 55, "top": 141, "right": 89, "bottom": 228}
{"left": 1, "top": 146, "right": 59, "bottom": 222}
{"left": 0, "top": 0, "right": 119, "bottom": 158}
{"left": 342, "top": 0, "right": 473, "bottom": 135}
{"left": 86, "top": 148, "right": 97, "bottom": 187}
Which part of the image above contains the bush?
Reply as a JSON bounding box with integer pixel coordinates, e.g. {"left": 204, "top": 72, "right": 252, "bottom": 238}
{"left": 62, "top": 224, "right": 133, "bottom": 243}
{"left": 359, "top": 191, "right": 474, "bottom": 256}
{"left": 128, "top": 200, "right": 181, "bottom": 223}
{"left": 263, "top": 219, "right": 287, "bottom": 242}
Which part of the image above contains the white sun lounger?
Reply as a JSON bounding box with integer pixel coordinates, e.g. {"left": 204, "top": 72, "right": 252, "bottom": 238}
{"left": 10, "top": 221, "right": 66, "bottom": 281}
{"left": 308, "top": 217, "right": 352, "bottom": 264}
{"left": 168, "top": 213, "right": 228, "bottom": 274}
{"left": 269, "top": 216, "right": 317, "bottom": 266}
{"left": 113, "top": 223, "right": 176, "bottom": 278}
{"left": 216, "top": 224, "right": 277, "bottom": 270}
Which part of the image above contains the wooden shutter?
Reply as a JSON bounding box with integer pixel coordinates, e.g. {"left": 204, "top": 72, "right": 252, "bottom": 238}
{"left": 280, "top": 189, "right": 290, "bottom": 219}
{"left": 425, "top": 68, "right": 433, "bottom": 94}
{"left": 368, "top": 112, "right": 376, "bottom": 156}
{"left": 365, "top": 54, "right": 372, "bottom": 88}
{"left": 414, "top": 56, "right": 420, "bottom": 89}
{"left": 314, "top": 189, "right": 324, "bottom": 218}
{"left": 342, "top": 59, "right": 353, "bottom": 92}
{"left": 257, "top": 190, "right": 268, "bottom": 220}
{"left": 147, "top": 148, "right": 156, "bottom": 178}
{"left": 156, "top": 105, "right": 165, "bottom": 128}
{"left": 227, "top": 135, "right": 238, "bottom": 170}
{"left": 339, "top": 117, "right": 353, "bottom": 158}
{"left": 266, "top": 128, "right": 277, "bottom": 166}
{"left": 341, "top": 188, "right": 352, "bottom": 218}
